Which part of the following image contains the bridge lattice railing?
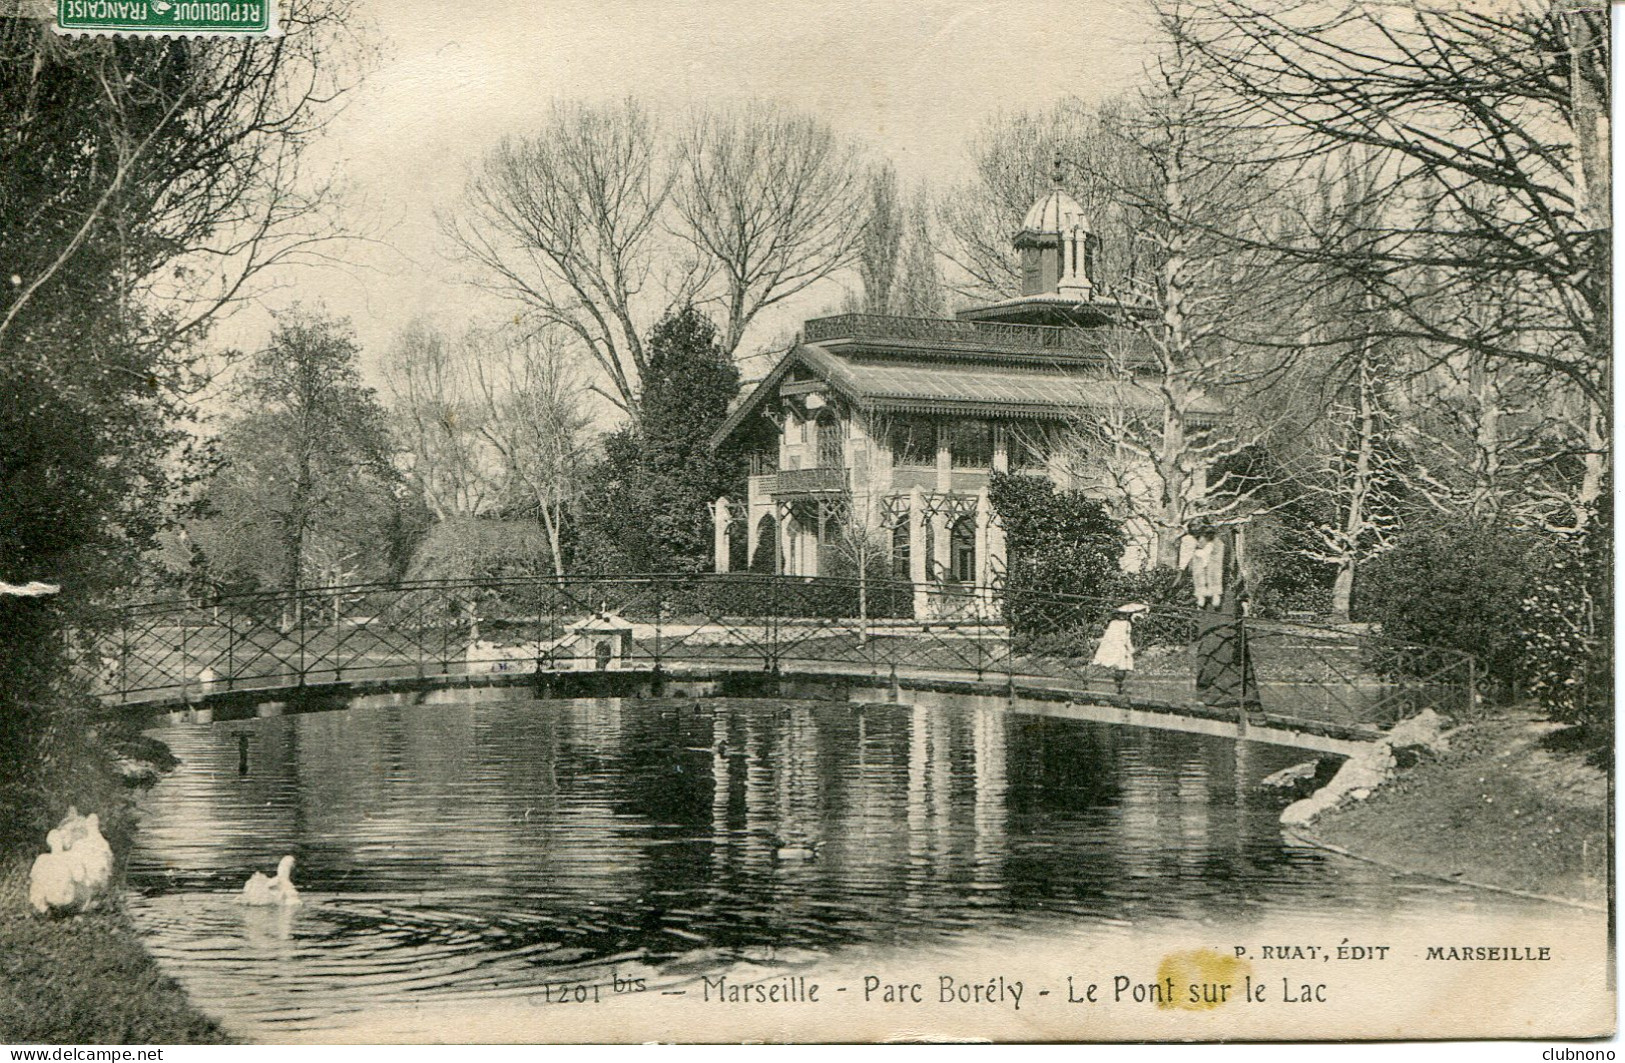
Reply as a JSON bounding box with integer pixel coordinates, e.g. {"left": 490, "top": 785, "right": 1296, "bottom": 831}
{"left": 95, "top": 574, "right": 1476, "bottom": 733}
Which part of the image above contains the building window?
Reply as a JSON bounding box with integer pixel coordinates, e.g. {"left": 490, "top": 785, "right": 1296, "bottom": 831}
{"left": 890, "top": 418, "right": 937, "bottom": 468}
{"left": 816, "top": 409, "right": 843, "bottom": 469}
{"left": 950, "top": 421, "right": 993, "bottom": 469}
{"left": 949, "top": 516, "right": 976, "bottom": 583}
{"left": 891, "top": 521, "right": 910, "bottom": 580}
{"left": 749, "top": 450, "right": 778, "bottom": 476}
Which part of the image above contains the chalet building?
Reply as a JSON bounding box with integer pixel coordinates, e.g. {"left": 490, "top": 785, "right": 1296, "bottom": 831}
{"left": 708, "top": 177, "right": 1223, "bottom": 617}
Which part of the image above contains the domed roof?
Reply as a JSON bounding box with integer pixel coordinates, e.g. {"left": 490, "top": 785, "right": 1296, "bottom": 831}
{"left": 1020, "top": 187, "right": 1090, "bottom": 234}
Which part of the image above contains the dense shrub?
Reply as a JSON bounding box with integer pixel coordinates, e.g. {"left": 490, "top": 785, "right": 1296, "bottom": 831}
{"left": 662, "top": 575, "right": 914, "bottom": 622}
{"left": 987, "top": 473, "right": 1124, "bottom": 640}
{"left": 1519, "top": 501, "right": 1611, "bottom": 744}
{"left": 1356, "top": 522, "right": 1547, "bottom": 691}
{"left": 1245, "top": 512, "right": 1335, "bottom": 618}
{"left": 1103, "top": 567, "right": 1196, "bottom": 647}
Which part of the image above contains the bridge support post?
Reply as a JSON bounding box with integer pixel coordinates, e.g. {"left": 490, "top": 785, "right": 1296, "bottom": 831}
{"left": 180, "top": 615, "right": 191, "bottom": 707}
{"left": 119, "top": 625, "right": 130, "bottom": 706}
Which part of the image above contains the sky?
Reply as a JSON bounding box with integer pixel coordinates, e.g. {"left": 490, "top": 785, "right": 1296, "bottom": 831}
{"left": 215, "top": 0, "right": 1156, "bottom": 401}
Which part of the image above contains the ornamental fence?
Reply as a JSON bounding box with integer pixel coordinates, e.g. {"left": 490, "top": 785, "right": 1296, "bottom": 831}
{"left": 94, "top": 574, "right": 1476, "bottom": 735}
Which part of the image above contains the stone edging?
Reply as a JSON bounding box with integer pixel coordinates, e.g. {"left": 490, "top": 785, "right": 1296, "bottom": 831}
{"left": 1282, "top": 826, "right": 1607, "bottom": 914}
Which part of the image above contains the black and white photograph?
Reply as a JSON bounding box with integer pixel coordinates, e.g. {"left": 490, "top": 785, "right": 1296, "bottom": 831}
{"left": 0, "top": 0, "right": 1613, "bottom": 1045}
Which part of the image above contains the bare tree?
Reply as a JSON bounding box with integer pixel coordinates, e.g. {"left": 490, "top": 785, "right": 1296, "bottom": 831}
{"left": 1174, "top": 0, "right": 1610, "bottom": 526}
{"left": 1050, "top": 337, "right": 1269, "bottom": 570}
{"left": 939, "top": 98, "right": 1147, "bottom": 303}
{"left": 1398, "top": 345, "right": 1596, "bottom": 535}
{"left": 893, "top": 186, "right": 948, "bottom": 317}
{"left": 672, "top": 101, "right": 866, "bottom": 355}
{"left": 445, "top": 99, "right": 692, "bottom": 416}
{"left": 1302, "top": 317, "right": 1407, "bottom": 618}
{"left": 822, "top": 414, "right": 898, "bottom": 642}
{"left": 854, "top": 164, "right": 904, "bottom": 314}
{"left": 469, "top": 326, "right": 592, "bottom": 577}
{"left": 449, "top": 98, "right": 865, "bottom": 414}
{"left": 1057, "top": 20, "right": 1289, "bottom": 568}
{"left": 383, "top": 320, "right": 500, "bottom": 522}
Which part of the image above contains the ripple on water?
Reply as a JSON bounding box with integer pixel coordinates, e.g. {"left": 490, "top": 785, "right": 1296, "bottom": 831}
{"left": 126, "top": 696, "right": 1528, "bottom": 1037}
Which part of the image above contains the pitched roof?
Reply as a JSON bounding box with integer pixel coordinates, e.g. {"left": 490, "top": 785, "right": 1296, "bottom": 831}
{"left": 710, "top": 338, "right": 1225, "bottom": 450}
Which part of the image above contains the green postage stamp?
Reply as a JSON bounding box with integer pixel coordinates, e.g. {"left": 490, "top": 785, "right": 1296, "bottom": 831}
{"left": 55, "top": 0, "right": 276, "bottom": 35}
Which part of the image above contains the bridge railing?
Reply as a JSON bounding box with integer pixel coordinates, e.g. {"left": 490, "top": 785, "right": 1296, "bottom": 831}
{"left": 95, "top": 574, "right": 1476, "bottom": 733}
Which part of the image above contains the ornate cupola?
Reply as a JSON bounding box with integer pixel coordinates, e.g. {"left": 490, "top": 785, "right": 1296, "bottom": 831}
{"left": 1013, "top": 153, "right": 1095, "bottom": 299}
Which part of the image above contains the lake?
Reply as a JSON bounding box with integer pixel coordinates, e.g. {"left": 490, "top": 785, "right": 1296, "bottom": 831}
{"left": 125, "top": 694, "right": 1522, "bottom": 1038}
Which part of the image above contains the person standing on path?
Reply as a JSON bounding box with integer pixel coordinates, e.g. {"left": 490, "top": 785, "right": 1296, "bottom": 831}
{"left": 1093, "top": 602, "right": 1149, "bottom": 695}
{"left": 1180, "top": 524, "right": 1226, "bottom": 609}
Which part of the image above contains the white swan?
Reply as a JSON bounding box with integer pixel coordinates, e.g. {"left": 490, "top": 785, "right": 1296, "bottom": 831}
{"left": 242, "top": 855, "right": 301, "bottom": 906}
{"left": 71, "top": 813, "right": 113, "bottom": 896}
{"left": 28, "top": 809, "right": 113, "bottom": 915}
{"left": 29, "top": 831, "right": 76, "bottom": 914}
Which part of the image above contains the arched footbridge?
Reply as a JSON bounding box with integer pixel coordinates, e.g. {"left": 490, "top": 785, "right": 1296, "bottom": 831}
{"left": 95, "top": 575, "right": 1477, "bottom": 756}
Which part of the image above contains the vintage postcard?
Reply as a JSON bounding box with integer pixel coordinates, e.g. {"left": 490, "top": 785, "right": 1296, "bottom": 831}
{"left": 0, "top": 0, "right": 1612, "bottom": 1047}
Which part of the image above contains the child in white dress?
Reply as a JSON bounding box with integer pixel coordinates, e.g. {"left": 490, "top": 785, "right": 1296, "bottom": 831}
{"left": 1092, "top": 602, "right": 1149, "bottom": 694}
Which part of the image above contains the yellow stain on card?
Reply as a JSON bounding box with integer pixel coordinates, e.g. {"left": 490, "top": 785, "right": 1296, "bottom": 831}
{"left": 1155, "top": 949, "right": 1251, "bottom": 1011}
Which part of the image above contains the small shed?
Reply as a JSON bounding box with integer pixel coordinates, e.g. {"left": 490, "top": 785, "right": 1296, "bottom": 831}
{"left": 558, "top": 612, "right": 635, "bottom": 671}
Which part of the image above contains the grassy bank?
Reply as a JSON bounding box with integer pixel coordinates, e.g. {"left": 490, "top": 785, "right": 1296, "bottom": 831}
{"left": 0, "top": 855, "right": 231, "bottom": 1045}
{"left": 0, "top": 712, "right": 230, "bottom": 1046}
{"left": 1303, "top": 709, "right": 1609, "bottom": 908}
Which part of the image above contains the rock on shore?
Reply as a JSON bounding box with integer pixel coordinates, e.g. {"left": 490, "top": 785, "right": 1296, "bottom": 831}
{"left": 1280, "top": 709, "right": 1449, "bottom": 828}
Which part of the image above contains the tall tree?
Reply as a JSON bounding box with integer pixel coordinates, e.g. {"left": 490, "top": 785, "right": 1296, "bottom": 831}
{"left": 1056, "top": 22, "right": 1289, "bottom": 568}
{"left": 0, "top": 5, "right": 355, "bottom": 835}
{"left": 447, "top": 99, "right": 687, "bottom": 416}
{"left": 673, "top": 102, "right": 866, "bottom": 355}
{"left": 855, "top": 164, "right": 904, "bottom": 313}
{"left": 573, "top": 307, "right": 742, "bottom": 573}
{"left": 894, "top": 186, "right": 948, "bottom": 317}
{"left": 1303, "top": 317, "right": 1408, "bottom": 618}
{"left": 1176, "top": 0, "right": 1610, "bottom": 527}
{"left": 451, "top": 98, "right": 865, "bottom": 415}
{"left": 197, "top": 312, "right": 404, "bottom": 596}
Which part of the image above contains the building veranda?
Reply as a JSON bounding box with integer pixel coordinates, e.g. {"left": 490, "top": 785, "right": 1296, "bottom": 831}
{"left": 708, "top": 179, "right": 1224, "bottom": 618}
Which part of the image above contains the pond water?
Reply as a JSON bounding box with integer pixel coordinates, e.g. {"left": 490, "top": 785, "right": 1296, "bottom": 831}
{"left": 126, "top": 694, "right": 1519, "bottom": 1038}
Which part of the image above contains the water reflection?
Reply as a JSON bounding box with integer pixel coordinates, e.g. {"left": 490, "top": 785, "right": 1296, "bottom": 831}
{"left": 126, "top": 695, "right": 1487, "bottom": 1035}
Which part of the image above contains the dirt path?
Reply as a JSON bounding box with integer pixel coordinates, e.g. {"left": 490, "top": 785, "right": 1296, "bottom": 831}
{"left": 1305, "top": 711, "right": 1609, "bottom": 908}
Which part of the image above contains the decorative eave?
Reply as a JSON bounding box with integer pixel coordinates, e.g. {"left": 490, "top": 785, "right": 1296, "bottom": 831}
{"left": 709, "top": 340, "right": 1227, "bottom": 453}
{"left": 709, "top": 346, "right": 807, "bottom": 452}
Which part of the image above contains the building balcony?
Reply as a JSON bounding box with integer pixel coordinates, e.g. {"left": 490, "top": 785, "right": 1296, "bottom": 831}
{"left": 771, "top": 467, "right": 848, "bottom": 495}
{"left": 746, "top": 473, "right": 779, "bottom": 505}
{"left": 802, "top": 312, "right": 1123, "bottom": 360}
{"left": 886, "top": 467, "right": 993, "bottom": 495}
